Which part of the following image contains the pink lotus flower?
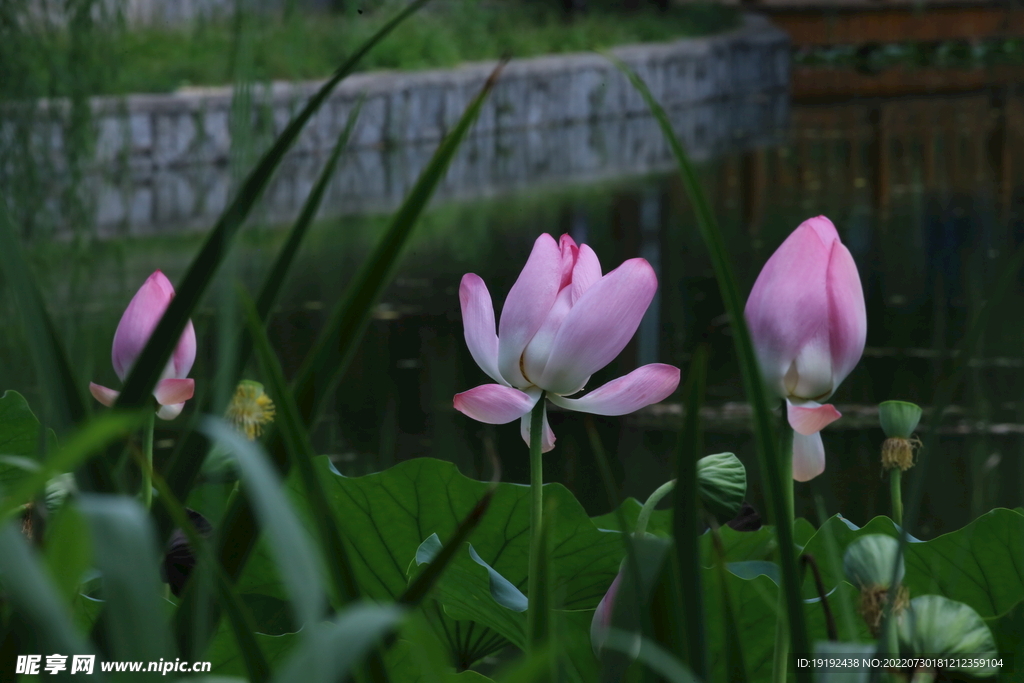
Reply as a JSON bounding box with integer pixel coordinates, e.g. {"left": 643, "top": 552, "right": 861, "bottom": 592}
{"left": 744, "top": 216, "right": 867, "bottom": 481}
{"left": 454, "top": 233, "right": 680, "bottom": 452}
{"left": 89, "top": 271, "right": 196, "bottom": 420}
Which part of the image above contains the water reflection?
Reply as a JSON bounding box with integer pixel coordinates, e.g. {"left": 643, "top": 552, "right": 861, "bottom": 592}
{"left": 5, "top": 87, "right": 1024, "bottom": 538}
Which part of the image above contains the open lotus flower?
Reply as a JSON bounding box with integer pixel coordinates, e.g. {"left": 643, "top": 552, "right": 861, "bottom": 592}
{"left": 89, "top": 271, "right": 196, "bottom": 420}
{"left": 744, "top": 216, "right": 867, "bottom": 481}
{"left": 454, "top": 233, "right": 680, "bottom": 452}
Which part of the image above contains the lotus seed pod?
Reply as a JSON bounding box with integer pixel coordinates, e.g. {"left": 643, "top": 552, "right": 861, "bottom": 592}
{"left": 879, "top": 401, "right": 923, "bottom": 439}
{"left": 898, "top": 595, "right": 999, "bottom": 678}
{"left": 843, "top": 534, "right": 905, "bottom": 588}
{"left": 696, "top": 452, "right": 747, "bottom": 521}
{"left": 879, "top": 401, "right": 924, "bottom": 471}
{"left": 844, "top": 534, "right": 909, "bottom": 636}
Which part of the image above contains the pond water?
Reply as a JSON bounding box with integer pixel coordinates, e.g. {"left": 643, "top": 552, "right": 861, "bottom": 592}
{"left": 5, "top": 83, "right": 1024, "bottom": 539}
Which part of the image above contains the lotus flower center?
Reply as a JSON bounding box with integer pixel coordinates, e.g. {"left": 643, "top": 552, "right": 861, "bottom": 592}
{"left": 783, "top": 361, "right": 833, "bottom": 403}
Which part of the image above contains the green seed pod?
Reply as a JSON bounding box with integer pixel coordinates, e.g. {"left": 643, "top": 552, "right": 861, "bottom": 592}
{"left": 696, "top": 452, "right": 746, "bottom": 521}
{"left": 898, "top": 595, "right": 999, "bottom": 678}
{"left": 879, "top": 401, "right": 923, "bottom": 471}
{"left": 843, "top": 534, "right": 904, "bottom": 588}
{"left": 879, "top": 400, "right": 923, "bottom": 439}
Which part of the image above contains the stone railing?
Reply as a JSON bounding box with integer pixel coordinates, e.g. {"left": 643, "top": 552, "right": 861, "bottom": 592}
{"left": 15, "top": 14, "right": 790, "bottom": 235}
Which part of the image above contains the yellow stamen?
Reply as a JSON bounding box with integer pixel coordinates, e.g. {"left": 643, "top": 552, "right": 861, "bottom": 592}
{"left": 858, "top": 584, "right": 909, "bottom": 637}
{"left": 881, "top": 436, "right": 922, "bottom": 471}
{"left": 226, "top": 380, "right": 276, "bottom": 440}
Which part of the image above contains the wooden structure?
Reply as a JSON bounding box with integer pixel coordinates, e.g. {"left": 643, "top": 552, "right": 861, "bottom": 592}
{"left": 769, "top": 4, "right": 1024, "bottom": 46}
{"left": 723, "top": 0, "right": 1024, "bottom": 47}
{"left": 729, "top": 89, "right": 1024, "bottom": 222}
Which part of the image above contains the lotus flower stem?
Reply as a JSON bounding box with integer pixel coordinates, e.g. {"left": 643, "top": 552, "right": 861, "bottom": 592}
{"left": 526, "top": 393, "right": 546, "bottom": 653}
{"left": 773, "top": 403, "right": 795, "bottom": 683}
{"left": 890, "top": 469, "right": 903, "bottom": 526}
{"left": 635, "top": 479, "right": 676, "bottom": 536}
{"left": 142, "top": 411, "right": 155, "bottom": 509}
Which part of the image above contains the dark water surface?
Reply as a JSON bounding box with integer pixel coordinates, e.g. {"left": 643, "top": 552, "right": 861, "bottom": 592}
{"left": 6, "top": 85, "right": 1024, "bottom": 538}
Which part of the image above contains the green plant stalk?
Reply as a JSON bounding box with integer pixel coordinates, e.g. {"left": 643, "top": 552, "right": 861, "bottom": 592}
{"left": 772, "top": 411, "right": 794, "bottom": 683}
{"left": 113, "top": 0, "right": 435, "bottom": 453}
{"left": 674, "top": 344, "right": 709, "bottom": 678}
{"left": 636, "top": 479, "right": 676, "bottom": 536}
{"left": 133, "top": 442, "right": 271, "bottom": 682}
{"left": 170, "top": 59, "right": 504, "bottom": 664}
{"left": 142, "top": 411, "right": 155, "bottom": 509}
{"left": 890, "top": 469, "right": 903, "bottom": 527}
{"left": 608, "top": 54, "right": 812, "bottom": 678}
{"left": 874, "top": 242, "right": 1024, "bottom": 666}
{"left": 527, "top": 394, "right": 546, "bottom": 653}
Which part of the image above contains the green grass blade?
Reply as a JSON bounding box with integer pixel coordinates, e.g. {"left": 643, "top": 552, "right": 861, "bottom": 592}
{"left": 401, "top": 485, "right": 495, "bottom": 606}
{"left": 0, "top": 411, "right": 146, "bottom": 520}
{"left": 228, "top": 99, "right": 364, "bottom": 389}
{"left": 200, "top": 417, "right": 326, "bottom": 628}
{"left": 673, "top": 344, "right": 708, "bottom": 676}
{"left": 584, "top": 417, "right": 650, "bottom": 679}
{"left": 709, "top": 526, "right": 749, "bottom": 683}
{"left": 607, "top": 54, "right": 811, "bottom": 677}
{"left": 213, "top": 58, "right": 503, "bottom": 580}
{"left": 877, "top": 241, "right": 1024, "bottom": 653}
{"left": 0, "top": 201, "right": 115, "bottom": 492}
{"left": 113, "top": 0, "right": 433, "bottom": 417}
{"left": 238, "top": 289, "right": 360, "bottom": 605}
{"left": 603, "top": 629, "right": 699, "bottom": 683}
{"left": 77, "top": 495, "right": 173, "bottom": 663}
{"left": 268, "top": 603, "right": 406, "bottom": 683}
{"left": 255, "top": 99, "right": 363, "bottom": 324}
{"left": 0, "top": 524, "right": 107, "bottom": 680}
{"left": 132, "top": 448, "right": 271, "bottom": 683}
{"left": 159, "top": 148, "right": 384, "bottom": 545}
{"left": 171, "top": 57, "right": 503, "bottom": 663}
{"left": 291, "top": 62, "right": 506, "bottom": 423}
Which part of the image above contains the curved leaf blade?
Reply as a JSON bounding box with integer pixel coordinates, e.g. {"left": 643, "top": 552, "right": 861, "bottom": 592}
{"left": 200, "top": 418, "right": 325, "bottom": 629}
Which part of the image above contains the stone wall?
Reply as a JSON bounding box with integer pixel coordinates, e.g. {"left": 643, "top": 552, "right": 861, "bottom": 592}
{"left": 16, "top": 14, "right": 790, "bottom": 234}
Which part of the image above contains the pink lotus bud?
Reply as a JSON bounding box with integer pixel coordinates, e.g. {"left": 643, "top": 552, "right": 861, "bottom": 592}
{"left": 744, "top": 217, "right": 867, "bottom": 481}
{"left": 590, "top": 570, "right": 623, "bottom": 654}
{"left": 453, "top": 233, "right": 680, "bottom": 452}
{"left": 89, "top": 271, "right": 196, "bottom": 420}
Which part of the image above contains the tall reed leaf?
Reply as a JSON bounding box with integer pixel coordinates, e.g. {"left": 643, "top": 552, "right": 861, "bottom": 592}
{"left": 877, "top": 242, "right": 1024, "bottom": 655}
{"left": 112, "top": 0, "right": 432, "bottom": 425}
{"left": 603, "top": 629, "right": 699, "bottom": 683}
{"left": 401, "top": 483, "right": 496, "bottom": 607}
{"left": 138, "top": 449, "right": 271, "bottom": 683}
{"left": 209, "top": 59, "right": 504, "bottom": 576}
{"left": 172, "top": 58, "right": 504, "bottom": 662}
{"left": 0, "top": 411, "right": 146, "bottom": 520}
{"left": 710, "top": 526, "right": 749, "bottom": 683}
{"left": 226, "top": 99, "right": 364, "bottom": 390}
{"left": 200, "top": 418, "right": 325, "bottom": 629}
{"left": 239, "top": 290, "right": 360, "bottom": 605}
{"left": 268, "top": 603, "right": 406, "bottom": 683}
{"left": 155, "top": 101, "right": 362, "bottom": 551}
{"left": 291, "top": 62, "right": 506, "bottom": 423}
{"left": 608, "top": 56, "right": 812, "bottom": 677}
{"left": 255, "top": 100, "right": 363, "bottom": 325}
{"left": 0, "top": 202, "right": 113, "bottom": 490}
{"left": 77, "top": 495, "right": 174, "bottom": 664}
{"left": 674, "top": 344, "right": 708, "bottom": 676}
{"left": 0, "top": 525, "right": 99, "bottom": 672}
{"left": 584, "top": 418, "right": 650, "bottom": 681}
